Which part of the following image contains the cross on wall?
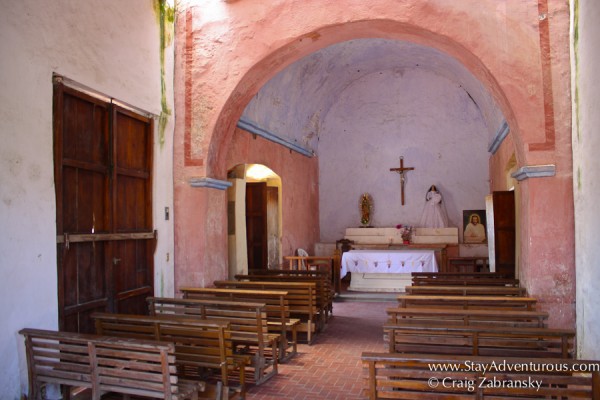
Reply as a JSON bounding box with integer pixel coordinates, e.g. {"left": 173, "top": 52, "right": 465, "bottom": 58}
{"left": 389, "top": 157, "right": 414, "bottom": 206}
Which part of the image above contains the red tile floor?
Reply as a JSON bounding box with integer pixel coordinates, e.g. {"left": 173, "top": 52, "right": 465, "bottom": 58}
{"left": 245, "top": 299, "right": 395, "bottom": 400}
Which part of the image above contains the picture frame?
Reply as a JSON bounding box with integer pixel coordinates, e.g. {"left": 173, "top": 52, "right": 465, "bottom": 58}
{"left": 463, "top": 209, "right": 487, "bottom": 244}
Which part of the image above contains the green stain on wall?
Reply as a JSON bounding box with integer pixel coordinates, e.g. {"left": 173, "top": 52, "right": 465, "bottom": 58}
{"left": 153, "top": 0, "right": 175, "bottom": 148}
{"left": 578, "top": 166, "right": 582, "bottom": 192}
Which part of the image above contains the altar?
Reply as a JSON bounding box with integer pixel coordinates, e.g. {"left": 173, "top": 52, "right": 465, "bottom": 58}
{"left": 341, "top": 226, "right": 456, "bottom": 292}
{"left": 341, "top": 249, "right": 438, "bottom": 292}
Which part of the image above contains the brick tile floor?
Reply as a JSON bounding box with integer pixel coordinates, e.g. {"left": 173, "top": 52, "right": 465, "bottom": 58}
{"left": 246, "top": 300, "right": 395, "bottom": 400}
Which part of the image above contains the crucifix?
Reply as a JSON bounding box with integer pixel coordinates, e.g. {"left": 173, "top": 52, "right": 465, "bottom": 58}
{"left": 389, "top": 156, "right": 415, "bottom": 205}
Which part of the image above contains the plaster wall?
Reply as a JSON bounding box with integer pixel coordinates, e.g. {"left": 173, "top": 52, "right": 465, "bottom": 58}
{"left": 319, "top": 68, "right": 490, "bottom": 241}
{"left": 573, "top": 0, "right": 600, "bottom": 358}
{"left": 226, "top": 129, "right": 320, "bottom": 257}
{"left": 0, "top": 1, "right": 174, "bottom": 397}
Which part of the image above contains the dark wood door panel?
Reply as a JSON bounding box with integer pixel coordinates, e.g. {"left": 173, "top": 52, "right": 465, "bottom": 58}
{"left": 55, "top": 83, "right": 154, "bottom": 333}
{"left": 246, "top": 182, "right": 268, "bottom": 270}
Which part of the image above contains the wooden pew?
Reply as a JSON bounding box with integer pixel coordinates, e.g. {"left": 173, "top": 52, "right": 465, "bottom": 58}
{"left": 405, "top": 285, "right": 527, "bottom": 296}
{"left": 397, "top": 294, "right": 538, "bottom": 310}
{"left": 214, "top": 280, "right": 319, "bottom": 344}
{"left": 362, "top": 352, "right": 600, "bottom": 399}
{"left": 248, "top": 268, "right": 334, "bottom": 315}
{"left": 19, "top": 328, "right": 206, "bottom": 400}
{"left": 91, "top": 313, "right": 249, "bottom": 399}
{"left": 411, "top": 272, "right": 519, "bottom": 286}
{"left": 180, "top": 287, "right": 299, "bottom": 362}
{"left": 387, "top": 306, "right": 549, "bottom": 328}
{"left": 384, "top": 323, "right": 575, "bottom": 358}
{"left": 147, "top": 297, "right": 279, "bottom": 385}
{"left": 235, "top": 273, "right": 333, "bottom": 323}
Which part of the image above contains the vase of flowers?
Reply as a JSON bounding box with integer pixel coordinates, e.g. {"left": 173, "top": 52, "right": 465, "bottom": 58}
{"left": 401, "top": 226, "right": 412, "bottom": 244}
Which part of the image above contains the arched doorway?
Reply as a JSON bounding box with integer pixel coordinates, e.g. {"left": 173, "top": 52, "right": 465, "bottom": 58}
{"left": 227, "top": 164, "right": 282, "bottom": 277}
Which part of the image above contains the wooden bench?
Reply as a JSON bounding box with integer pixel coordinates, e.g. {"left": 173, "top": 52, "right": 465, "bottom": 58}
{"left": 362, "top": 352, "right": 600, "bottom": 399}
{"left": 214, "top": 280, "right": 319, "bottom": 344}
{"left": 384, "top": 323, "right": 575, "bottom": 358}
{"left": 235, "top": 273, "right": 333, "bottom": 323}
{"left": 19, "top": 328, "right": 206, "bottom": 400}
{"left": 180, "top": 287, "right": 299, "bottom": 362}
{"left": 397, "top": 294, "right": 538, "bottom": 310}
{"left": 91, "top": 313, "right": 249, "bottom": 399}
{"left": 411, "top": 272, "right": 519, "bottom": 286}
{"left": 405, "top": 285, "right": 527, "bottom": 296}
{"left": 387, "top": 306, "right": 549, "bottom": 328}
{"left": 147, "top": 297, "right": 279, "bottom": 385}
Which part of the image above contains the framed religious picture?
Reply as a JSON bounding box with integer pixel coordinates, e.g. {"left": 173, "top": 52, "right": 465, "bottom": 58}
{"left": 463, "top": 210, "right": 487, "bottom": 243}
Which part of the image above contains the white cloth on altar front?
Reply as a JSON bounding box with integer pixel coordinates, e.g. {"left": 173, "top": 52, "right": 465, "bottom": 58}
{"left": 340, "top": 250, "right": 438, "bottom": 278}
{"left": 419, "top": 190, "right": 448, "bottom": 228}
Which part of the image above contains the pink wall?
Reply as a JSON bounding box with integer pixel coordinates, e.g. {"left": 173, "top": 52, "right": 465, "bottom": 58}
{"left": 226, "top": 128, "right": 320, "bottom": 256}
{"left": 174, "top": 0, "right": 575, "bottom": 327}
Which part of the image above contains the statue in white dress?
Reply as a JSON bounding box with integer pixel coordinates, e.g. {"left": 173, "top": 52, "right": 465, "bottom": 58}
{"left": 419, "top": 185, "right": 449, "bottom": 228}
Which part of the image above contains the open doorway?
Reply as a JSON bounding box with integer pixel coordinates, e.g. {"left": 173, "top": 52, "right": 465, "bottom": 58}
{"left": 227, "top": 164, "right": 282, "bottom": 277}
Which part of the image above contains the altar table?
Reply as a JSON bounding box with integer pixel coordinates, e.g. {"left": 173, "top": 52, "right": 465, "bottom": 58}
{"left": 341, "top": 250, "right": 438, "bottom": 277}
{"left": 341, "top": 250, "right": 438, "bottom": 292}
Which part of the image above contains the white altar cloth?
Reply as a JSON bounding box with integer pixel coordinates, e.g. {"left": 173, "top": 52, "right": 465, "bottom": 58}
{"left": 340, "top": 250, "right": 438, "bottom": 278}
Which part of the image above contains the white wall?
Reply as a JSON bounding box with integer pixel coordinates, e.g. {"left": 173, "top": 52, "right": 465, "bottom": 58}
{"left": 0, "top": 1, "right": 174, "bottom": 397}
{"left": 573, "top": 0, "right": 600, "bottom": 359}
{"left": 319, "top": 68, "right": 490, "bottom": 242}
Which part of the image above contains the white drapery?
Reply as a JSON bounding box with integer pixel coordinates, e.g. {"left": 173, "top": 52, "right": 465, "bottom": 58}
{"left": 340, "top": 249, "right": 438, "bottom": 278}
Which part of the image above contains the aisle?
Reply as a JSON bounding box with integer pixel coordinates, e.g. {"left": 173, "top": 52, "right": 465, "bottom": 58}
{"left": 246, "top": 300, "right": 394, "bottom": 400}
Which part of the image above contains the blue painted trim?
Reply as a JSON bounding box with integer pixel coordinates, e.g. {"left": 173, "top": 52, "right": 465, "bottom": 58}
{"left": 189, "top": 177, "right": 233, "bottom": 190}
{"left": 488, "top": 120, "right": 510, "bottom": 154}
{"left": 237, "top": 117, "right": 314, "bottom": 157}
{"left": 511, "top": 165, "right": 556, "bottom": 181}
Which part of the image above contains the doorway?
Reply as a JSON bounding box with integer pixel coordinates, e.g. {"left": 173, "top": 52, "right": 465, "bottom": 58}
{"left": 53, "top": 83, "right": 155, "bottom": 333}
{"left": 227, "top": 164, "right": 282, "bottom": 276}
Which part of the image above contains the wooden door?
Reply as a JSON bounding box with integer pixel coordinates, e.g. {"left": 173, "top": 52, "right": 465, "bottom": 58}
{"left": 492, "top": 191, "right": 516, "bottom": 278}
{"left": 54, "top": 83, "right": 154, "bottom": 333}
{"left": 246, "top": 182, "right": 268, "bottom": 270}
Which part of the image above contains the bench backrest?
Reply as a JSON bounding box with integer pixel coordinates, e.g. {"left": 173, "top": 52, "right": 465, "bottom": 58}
{"left": 147, "top": 297, "right": 269, "bottom": 349}
{"left": 362, "top": 352, "right": 600, "bottom": 399}
{"left": 387, "top": 306, "right": 548, "bottom": 328}
{"left": 384, "top": 323, "right": 574, "bottom": 358}
{"left": 92, "top": 312, "right": 234, "bottom": 384}
{"left": 397, "top": 294, "right": 537, "bottom": 310}
{"left": 405, "top": 285, "right": 527, "bottom": 296}
{"left": 213, "top": 280, "right": 317, "bottom": 317}
{"left": 181, "top": 287, "right": 290, "bottom": 324}
{"left": 18, "top": 328, "right": 192, "bottom": 400}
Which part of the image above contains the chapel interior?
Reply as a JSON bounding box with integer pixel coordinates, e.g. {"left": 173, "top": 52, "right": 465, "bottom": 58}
{"left": 2, "top": 0, "right": 600, "bottom": 398}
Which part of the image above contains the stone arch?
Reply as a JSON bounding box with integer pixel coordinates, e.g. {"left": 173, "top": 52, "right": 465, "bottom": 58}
{"left": 207, "top": 19, "right": 523, "bottom": 177}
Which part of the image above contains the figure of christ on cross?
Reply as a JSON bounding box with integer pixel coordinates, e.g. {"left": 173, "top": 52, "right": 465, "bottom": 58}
{"left": 389, "top": 156, "right": 415, "bottom": 206}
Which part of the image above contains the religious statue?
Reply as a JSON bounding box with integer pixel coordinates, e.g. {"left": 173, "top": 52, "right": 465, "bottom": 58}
{"left": 359, "top": 193, "right": 373, "bottom": 227}
{"left": 419, "top": 185, "right": 449, "bottom": 228}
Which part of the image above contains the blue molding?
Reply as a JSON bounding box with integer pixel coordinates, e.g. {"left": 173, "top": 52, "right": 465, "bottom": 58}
{"left": 237, "top": 117, "right": 314, "bottom": 158}
{"left": 189, "top": 177, "right": 233, "bottom": 190}
{"left": 511, "top": 165, "right": 556, "bottom": 181}
{"left": 488, "top": 120, "right": 510, "bottom": 154}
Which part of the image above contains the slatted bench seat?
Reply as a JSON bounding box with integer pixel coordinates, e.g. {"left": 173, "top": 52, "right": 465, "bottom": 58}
{"left": 180, "top": 287, "right": 299, "bottom": 362}
{"left": 19, "top": 328, "right": 205, "bottom": 400}
{"left": 235, "top": 273, "right": 333, "bottom": 323}
{"left": 404, "top": 285, "right": 527, "bottom": 296}
{"left": 147, "top": 297, "right": 279, "bottom": 385}
{"left": 387, "top": 306, "right": 549, "bottom": 328}
{"left": 397, "top": 294, "right": 537, "bottom": 310}
{"left": 214, "top": 280, "right": 319, "bottom": 344}
{"left": 91, "top": 313, "right": 249, "bottom": 399}
{"left": 384, "top": 323, "right": 575, "bottom": 358}
{"left": 361, "top": 352, "right": 600, "bottom": 399}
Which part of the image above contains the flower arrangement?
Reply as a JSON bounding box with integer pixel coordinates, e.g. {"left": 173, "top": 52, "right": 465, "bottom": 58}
{"left": 396, "top": 224, "right": 413, "bottom": 243}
